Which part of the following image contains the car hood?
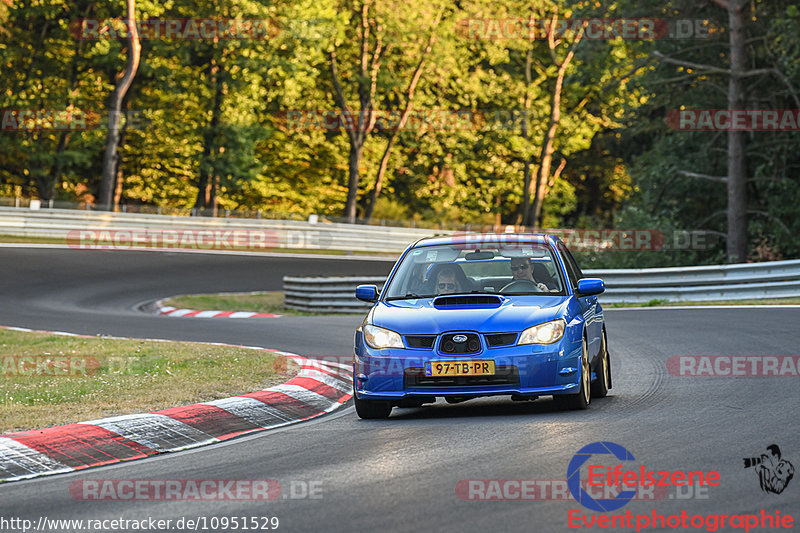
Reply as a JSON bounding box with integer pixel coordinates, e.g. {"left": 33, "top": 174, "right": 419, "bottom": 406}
{"left": 370, "top": 295, "right": 569, "bottom": 334}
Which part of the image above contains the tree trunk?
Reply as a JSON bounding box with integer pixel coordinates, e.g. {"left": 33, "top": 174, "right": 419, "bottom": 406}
{"left": 41, "top": 31, "right": 86, "bottom": 203}
{"left": 363, "top": 134, "right": 396, "bottom": 221}
{"left": 113, "top": 161, "right": 124, "bottom": 208}
{"left": 112, "top": 105, "right": 129, "bottom": 209}
{"left": 528, "top": 106, "right": 558, "bottom": 228}
{"left": 519, "top": 46, "right": 534, "bottom": 227}
{"left": 726, "top": 0, "right": 747, "bottom": 263}
{"left": 39, "top": 131, "right": 71, "bottom": 202}
{"left": 330, "top": 2, "right": 386, "bottom": 223}
{"left": 345, "top": 141, "right": 364, "bottom": 221}
{"left": 520, "top": 161, "right": 532, "bottom": 227}
{"left": 363, "top": 11, "right": 441, "bottom": 222}
{"left": 194, "top": 60, "right": 223, "bottom": 213}
{"left": 98, "top": 0, "right": 140, "bottom": 210}
{"left": 210, "top": 174, "right": 219, "bottom": 216}
{"left": 524, "top": 16, "right": 582, "bottom": 228}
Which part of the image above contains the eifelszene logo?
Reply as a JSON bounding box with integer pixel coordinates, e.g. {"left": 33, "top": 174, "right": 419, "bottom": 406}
{"left": 743, "top": 444, "right": 794, "bottom": 495}
{"left": 567, "top": 441, "right": 721, "bottom": 513}
{"left": 567, "top": 441, "right": 637, "bottom": 512}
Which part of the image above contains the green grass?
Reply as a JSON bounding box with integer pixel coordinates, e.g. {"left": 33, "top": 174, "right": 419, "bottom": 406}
{"left": 0, "top": 234, "right": 63, "bottom": 244}
{"left": 643, "top": 299, "right": 670, "bottom": 307}
{"left": 163, "top": 291, "right": 328, "bottom": 315}
{"left": 0, "top": 328, "right": 298, "bottom": 433}
{"left": 608, "top": 297, "right": 800, "bottom": 308}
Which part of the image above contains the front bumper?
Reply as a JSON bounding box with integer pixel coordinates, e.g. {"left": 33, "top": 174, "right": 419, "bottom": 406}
{"left": 353, "top": 332, "right": 583, "bottom": 401}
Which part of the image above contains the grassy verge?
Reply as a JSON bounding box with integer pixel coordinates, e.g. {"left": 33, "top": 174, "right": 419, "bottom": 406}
{"left": 608, "top": 297, "right": 800, "bottom": 308}
{"left": 0, "top": 234, "right": 63, "bottom": 244}
{"left": 0, "top": 328, "right": 298, "bottom": 433}
{"left": 163, "top": 291, "right": 325, "bottom": 315}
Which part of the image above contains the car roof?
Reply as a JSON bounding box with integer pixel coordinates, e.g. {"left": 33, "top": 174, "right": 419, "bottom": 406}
{"left": 411, "top": 232, "right": 560, "bottom": 248}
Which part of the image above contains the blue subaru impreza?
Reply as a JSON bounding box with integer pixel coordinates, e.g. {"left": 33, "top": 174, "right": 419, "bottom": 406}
{"left": 352, "top": 233, "right": 611, "bottom": 419}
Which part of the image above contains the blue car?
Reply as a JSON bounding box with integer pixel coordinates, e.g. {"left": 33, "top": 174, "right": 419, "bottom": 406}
{"left": 352, "top": 233, "right": 611, "bottom": 419}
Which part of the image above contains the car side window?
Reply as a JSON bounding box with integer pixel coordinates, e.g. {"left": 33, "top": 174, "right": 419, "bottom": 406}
{"left": 564, "top": 247, "right": 584, "bottom": 279}
{"left": 557, "top": 243, "right": 580, "bottom": 289}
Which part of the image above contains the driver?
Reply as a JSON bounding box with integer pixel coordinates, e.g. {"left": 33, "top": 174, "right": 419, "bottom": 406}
{"left": 435, "top": 266, "right": 462, "bottom": 295}
{"left": 510, "top": 257, "right": 551, "bottom": 292}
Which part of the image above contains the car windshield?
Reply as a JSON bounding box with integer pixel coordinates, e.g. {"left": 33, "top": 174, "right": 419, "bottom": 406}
{"left": 384, "top": 242, "right": 566, "bottom": 299}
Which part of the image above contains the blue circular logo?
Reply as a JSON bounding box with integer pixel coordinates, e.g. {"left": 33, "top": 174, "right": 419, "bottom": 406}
{"left": 567, "top": 441, "right": 637, "bottom": 512}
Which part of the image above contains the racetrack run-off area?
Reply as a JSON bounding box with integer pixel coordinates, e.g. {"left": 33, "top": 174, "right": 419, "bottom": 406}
{"left": 0, "top": 338, "right": 351, "bottom": 482}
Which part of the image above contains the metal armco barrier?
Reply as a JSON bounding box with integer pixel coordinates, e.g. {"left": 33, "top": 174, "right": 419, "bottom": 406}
{"left": 0, "top": 207, "right": 442, "bottom": 253}
{"left": 284, "top": 277, "right": 387, "bottom": 312}
{"left": 3, "top": 207, "right": 799, "bottom": 310}
{"left": 283, "top": 259, "right": 800, "bottom": 312}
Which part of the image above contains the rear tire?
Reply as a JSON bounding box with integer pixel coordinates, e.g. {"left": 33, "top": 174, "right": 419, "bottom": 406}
{"left": 554, "top": 339, "right": 591, "bottom": 410}
{"left": 591, "top": 329, "right": 611, "bottom": 398}
{"left": 354, "top": 393, "right": 392, "bottom": 419}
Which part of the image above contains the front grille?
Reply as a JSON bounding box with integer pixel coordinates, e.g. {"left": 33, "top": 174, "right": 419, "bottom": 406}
{"left": 404, "top": 365, "right": 520, "bottom": 388}
{"left": 439, "top": 333, "right": 481, "bottom": 354}
{"left": 405, "top": 335, "right": 436, "bottom": 349}
{"left": 485, "top": 333, "right": 518, "bottom": 347}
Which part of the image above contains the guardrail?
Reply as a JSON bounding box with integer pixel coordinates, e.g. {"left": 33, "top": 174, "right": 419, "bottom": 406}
{"left": 283, "top": 259, "right": 800, "bottom": 312}
{"left": 0, "top": 206, "right": 442, "bottom": 253}
{"left": 284, "top": 277, "right": 388, "bottom": 312}
{"left": 4, "top": 207, "right": 799, "bottom": 309}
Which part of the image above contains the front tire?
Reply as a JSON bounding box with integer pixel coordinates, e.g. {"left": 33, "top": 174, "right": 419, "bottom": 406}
{"left": 591, "top": 329, "right": 611, "bottom": 398}
{"left": 554, "top": 339, "right": 591, "bottom": 410}
{"left": 354, "top": 392, "right": 392, "bottom": 419}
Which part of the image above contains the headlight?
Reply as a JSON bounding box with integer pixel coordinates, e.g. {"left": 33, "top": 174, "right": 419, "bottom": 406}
{"left": 363, "top": 325, "right": 404, "bottom": 349}
{"left": 518, "top": 319, "right": 566, "bottom": 345}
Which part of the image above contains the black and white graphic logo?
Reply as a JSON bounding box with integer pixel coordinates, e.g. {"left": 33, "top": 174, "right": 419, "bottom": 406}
{"left": 743, "top": 444, "right": 794, "bottom": 494}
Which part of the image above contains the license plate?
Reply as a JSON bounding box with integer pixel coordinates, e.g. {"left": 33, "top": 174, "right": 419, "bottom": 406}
{"left": 425, "top": 360, "right": 495, "bottom": 377}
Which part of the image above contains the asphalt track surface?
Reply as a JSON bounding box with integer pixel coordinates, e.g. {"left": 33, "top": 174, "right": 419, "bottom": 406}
{"left": 1, "top": 246, "right": 798, "bottom": 533}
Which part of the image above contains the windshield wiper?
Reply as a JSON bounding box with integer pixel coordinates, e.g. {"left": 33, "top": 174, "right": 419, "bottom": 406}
{"left": 385, "top": 293, "right": 433, "bottom": 301}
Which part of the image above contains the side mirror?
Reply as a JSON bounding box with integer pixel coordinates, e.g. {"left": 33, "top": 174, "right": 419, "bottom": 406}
{"left": 577, "top": 278, "right": 605, "bottom": 296}
{"left": 355, "top": 285, "right": 379, "bottom": 302}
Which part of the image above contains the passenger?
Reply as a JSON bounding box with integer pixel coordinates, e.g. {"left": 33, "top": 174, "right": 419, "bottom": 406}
{"left": 509, "top": 257, "right": 555, "bottom": 292}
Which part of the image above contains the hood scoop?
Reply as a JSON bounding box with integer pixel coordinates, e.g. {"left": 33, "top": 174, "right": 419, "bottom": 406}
{"left": 433, "top": 295, "right": 503, "bottom": 308}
